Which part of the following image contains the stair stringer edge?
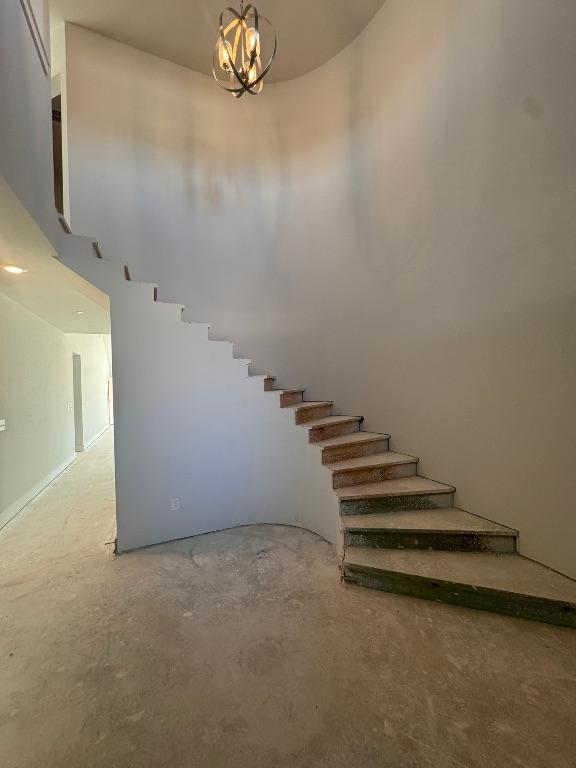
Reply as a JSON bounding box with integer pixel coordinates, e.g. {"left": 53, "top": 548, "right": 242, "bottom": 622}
{"left": 57, "top": 232, "right": 341, "bottom": 554}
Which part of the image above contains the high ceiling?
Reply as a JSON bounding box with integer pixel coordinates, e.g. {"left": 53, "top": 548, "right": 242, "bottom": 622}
{"left": 49, "top": 0, "right": 385, "bottom": 82}
{"left": 0, "top": 180, "right": 110, "bottom": 334}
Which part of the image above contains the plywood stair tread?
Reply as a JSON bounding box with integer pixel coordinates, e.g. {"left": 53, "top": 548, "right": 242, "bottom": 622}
{"left": 277, "top": 388, "right": 305, "bottom": 395}
{"left": 314, "top": 431, "right": 391, "bottom": 449}
{"left": 304, "top": 415, "right": 362, "bottom": 429}
{"left": 285, "top": 401, "right": 333, "bottom": 410}
{"left": 342, "top": 508, "right": 518, "bottom": 535}
{"left": 343, "top": 548, "right": 576, "bottom": 605}
{"left": 328, "top": 451, "right": 417, "bottom": 472}
{"left": 337, "top": 476, "right": 455, "bottom": 500}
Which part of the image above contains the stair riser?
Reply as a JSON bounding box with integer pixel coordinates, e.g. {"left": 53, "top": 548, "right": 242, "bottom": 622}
{"left": 342, "top": 566, "right": 576, "bottom": 629}
{"left": 340, "top": 492, "right": 454, "bottom": 516}
{"left": 309, "top": 421, "right": 360, "bottom": 443}
{"left": 295, "top": 404, "right": 333, "bottom": 424}
{"left": 322, "top": 438, "right": 389, "bottom": 465}
{"left": 263, "top": 377, "right": 275, "bottom": 391}
{"left": 280, "top": 391, "right": 303, "bottom": 407}
{"left": 344, "top": 530, "right": 517, "bottom": 553}
{"left": 332, "top": 461, "right": 417, "bottom": 489}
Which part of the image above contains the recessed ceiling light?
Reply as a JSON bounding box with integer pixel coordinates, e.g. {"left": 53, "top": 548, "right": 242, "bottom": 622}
{"left": 2, "top": 265, "right": 28, "bottom": 274}
{"left": 76, "top": 310, "right": 84, "bottom": 315}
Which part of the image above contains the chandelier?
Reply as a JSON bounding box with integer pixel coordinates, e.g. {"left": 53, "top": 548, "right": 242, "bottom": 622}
{"left": 212, "top": 2, "right": 277, "bottom": 97}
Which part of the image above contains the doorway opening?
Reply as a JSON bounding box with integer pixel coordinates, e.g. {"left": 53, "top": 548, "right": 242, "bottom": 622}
{"left": 72, "top": 353, "right": 84, "bottom": 452}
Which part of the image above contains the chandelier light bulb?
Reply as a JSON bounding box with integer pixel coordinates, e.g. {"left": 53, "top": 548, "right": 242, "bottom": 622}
{"left": 245, "top": 27, "right": 260, "bottom": 57}
{"left": 218, "top": 40, "right": 233, "bottom": 71}
{"left": 212, "top": 3, "right": 276, "bottom": 98}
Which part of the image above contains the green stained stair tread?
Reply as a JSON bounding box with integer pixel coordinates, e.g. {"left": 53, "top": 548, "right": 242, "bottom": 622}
{"left": 314, "top": 431, "right": 391, "bottom": 449}
{"left": 337, "top": 476, "right": 455, "bottom": 500}
{"left": 343, "top": 548, "right": 576, "bottom": 604}
{"left": 342, "top": 508, "right": 518, "bottom": 536}
{"left": 327, "top": 451, "right": 417, "bottom": 473}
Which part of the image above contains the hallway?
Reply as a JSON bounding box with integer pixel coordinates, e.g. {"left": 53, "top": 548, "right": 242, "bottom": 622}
{"left": 1, "top": 431, "right": 575, "bottom": 768}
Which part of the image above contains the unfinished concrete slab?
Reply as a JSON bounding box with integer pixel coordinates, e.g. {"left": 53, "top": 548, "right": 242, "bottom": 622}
{"left": 1, "top": 431, "right": 576, "bottom": 768}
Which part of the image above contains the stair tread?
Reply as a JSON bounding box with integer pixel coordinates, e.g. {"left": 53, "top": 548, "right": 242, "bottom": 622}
{"left": 276, "top": 388, "right": 305, "bottom": 395}
{"left": 343, "top": 548, "right": 576, "bottom": 604}
{"left": 343, "top": 508, "right": 518, "bottom": 536}
{"left": 337, "top": 476, "right": 455, "bottom": 500}
{"left": 305, "top": 415, "right": 362, "bottom": 428}
{"left": 285, "top": 401, "right": 333, "bottom": 410}
{"left": 328, "top": 452, "right": 417, "bottom": 472}
{"left": 315, "top": 431, "right": 391, "bottom": 448}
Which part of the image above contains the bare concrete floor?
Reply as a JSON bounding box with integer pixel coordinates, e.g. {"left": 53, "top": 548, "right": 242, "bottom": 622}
{"left": 1, "top": 431, "right": 576, "bottom": 768}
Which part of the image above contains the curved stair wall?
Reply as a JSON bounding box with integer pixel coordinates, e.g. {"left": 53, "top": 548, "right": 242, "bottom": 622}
{"left": 58, "top": 231, "right": 341, "bottom": 552}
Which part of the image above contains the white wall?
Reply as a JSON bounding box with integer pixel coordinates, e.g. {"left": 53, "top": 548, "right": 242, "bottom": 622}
{"left": 0, "top": 291, "right": 111, "bottom": 529}
{"left": 63, "top": 2, "right": 576, "bottom": 577}
{"left": 0, "top": 0, "right": 58, "bottom": 244}
{"left": 0, "top": 292, "right": 74, "bottom": 527}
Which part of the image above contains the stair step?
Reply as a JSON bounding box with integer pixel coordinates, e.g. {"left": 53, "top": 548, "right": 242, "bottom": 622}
{"left": 306, "top": 415, "right": 363, "bottom": 442}
{"left": 343, "top": 508, "right": 518, "bottom": 552}
{"left": 338, "top": 476, "right": 455, "bottom": 515}
{"left": 154, "top": 300, "right": 185, "bottom": 311}
{"left": 315, "top": 432, "right": 391, "bottom": 464}
{"left": 232, "top": 359, "right": 252, "bottom": 376}
{"left": 152, "top": 300, "right": 185, "bottom": 322}
{"left": 342, "top": 548, "right": 576, "bottom": 629}
{"left": 248, "top": 374, "right": 277, "bottom": 391}
{"left": 287, "top": 401, "right": 333, "bottom": 424}
{"left": 328, "top": 451, "right": 418, "bottom": 488}
{"left": 277, "top": 389, "right": 305, "bottom": 407}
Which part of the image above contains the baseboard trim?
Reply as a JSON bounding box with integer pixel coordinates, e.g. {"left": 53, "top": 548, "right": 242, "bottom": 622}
{"left": 0, "top": 454, "right": 77, "bottom": 533}
{"left": 83, "top": 424, "right": 110, "bottom": 451}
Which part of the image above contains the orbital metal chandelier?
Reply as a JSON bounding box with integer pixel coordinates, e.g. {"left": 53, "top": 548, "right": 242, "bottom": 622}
{"left": 212, "top": 2, "right": 277, "bottom": 97}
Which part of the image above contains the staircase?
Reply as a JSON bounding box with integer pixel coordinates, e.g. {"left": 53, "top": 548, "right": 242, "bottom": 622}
{"left": 263, "top": 383, "right": 576, "bottom": 629}
{"left": 58, "top": 219, "right": 576, "bottom": 630}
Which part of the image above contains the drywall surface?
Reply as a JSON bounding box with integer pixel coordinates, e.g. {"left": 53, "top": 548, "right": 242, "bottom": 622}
{"left": 0, "top": 292, "right": 74, "bottom": 527}
{"left": 58, "top": 235, "right": 340, "bottom": 552}
{"left": 0, "top": 0, "right": 58, "bottom": 244}
{"left": 63, "top": 2, "right": 576, "bottom": 577}
{"left": 0, "top": 291, "right": 111, "bottom": 528}
{"left": 63, "top": 22, "right": 280, "bottom": 278}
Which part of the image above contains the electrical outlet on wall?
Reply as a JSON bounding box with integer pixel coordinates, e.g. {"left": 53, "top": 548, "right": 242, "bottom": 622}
{"left": 0, "top": 419, "right": 5, "bottom": 432}
{"left": 170, "top": 498, "right": 181, "bottom": 512}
